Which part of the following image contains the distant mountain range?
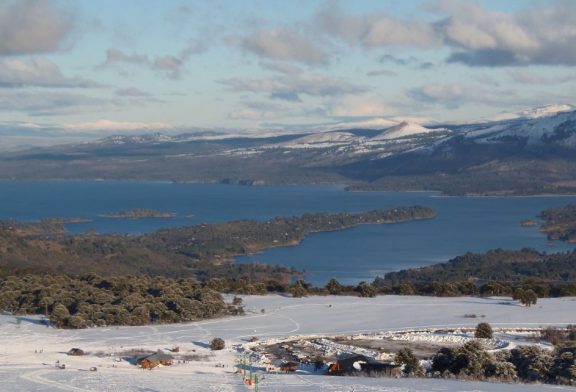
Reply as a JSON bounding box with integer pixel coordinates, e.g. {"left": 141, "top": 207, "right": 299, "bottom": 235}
{"left": 1, "top": 104, "right": 576, "bottom": 195}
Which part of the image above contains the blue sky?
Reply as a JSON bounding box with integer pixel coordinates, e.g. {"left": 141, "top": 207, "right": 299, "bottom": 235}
{"left": 1, "top": 0, "right": 575, "bottom": 138}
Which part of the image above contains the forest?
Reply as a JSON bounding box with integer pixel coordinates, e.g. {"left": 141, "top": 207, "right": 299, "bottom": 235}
{"left": 0, "top": 274, "right": 234, "bottom": 328}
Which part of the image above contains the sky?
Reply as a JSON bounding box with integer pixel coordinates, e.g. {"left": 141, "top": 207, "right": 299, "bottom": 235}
{"left": 1, "top": 0, "right": 576, "bottom": 144}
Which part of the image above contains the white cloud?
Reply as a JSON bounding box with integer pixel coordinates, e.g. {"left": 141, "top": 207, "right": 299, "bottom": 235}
{"left": 366, "top": 69, "right": 397, "bottom": 77}
{"left": 315, "top": 3, "right": 440, "bottom": 48}
{"left": 509, "top": 69, "right": 576, "bottom": 85}
{"left": 438, "top": 0, "right": 576, "bottom": 66}
{"left": 0, "top": 89, "right": 109, "bottom": 115}
{"left": 115, "top": 87, "right": 150, "bottom": 97}
{"left": 228, "top": 108, "right": 271, "bottom": 121}
{"left": 221, "top": 72, "right": 367, "bottom": 101}
{"left": 260, "top": 62, "right": 303, "bottom": 75}
{"left": 405, "top": 81, "right": 566, "bottom": 111}
{"left": 0, "top": 58, "right": 97, "bottom": 88}
{"left": 407, "top": 83, "right": 495, "bottom": 108}
{"left": 328, "top": 96, "right": 392, "bottom": 118}
{"left": 101, "top": 48, "right": 188, "bottom": 79}
{"left": 241, "top": 27, "right": 328, "bottom": 65}
{"left": 309, "top": 0, "right": 576, "bottom": 67}
{"left": 63, "top": 119, "right": 172, "bottom": 131}
{"left": 0, "top": 0, "right": 73, "bottom": 56}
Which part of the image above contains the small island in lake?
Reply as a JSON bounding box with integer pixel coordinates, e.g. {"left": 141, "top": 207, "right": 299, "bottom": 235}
{"left": 100, "top": 208, "right": 176, "bottom": 219}
{"left": 41, "top": 217, "right": 93, "bottom": 225}
{"left": 520, "top": 219, "right": 537, "bottom": 227}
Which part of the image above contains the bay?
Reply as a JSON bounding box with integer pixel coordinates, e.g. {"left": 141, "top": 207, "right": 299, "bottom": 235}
{"left": 0, "top": 180, "right": 574, "bottom": 285}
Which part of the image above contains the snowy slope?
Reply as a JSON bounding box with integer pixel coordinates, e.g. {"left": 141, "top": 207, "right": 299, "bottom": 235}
{"left": 273, "top": 131, "right": 362, "bottom": 149}
{"left": 493, "top": 104, "right": 576, "bottom": 121}
{"left": 465, "top": 109, "right": 576, "bottom": 146}
{"left": 371, "top": 121, "right": 451, "bottom": 141}
{"left": 1, "top": 295, "right": 575, "bottom": 391}
{"left": 101, "top": 132, "right": 176, "bottom": 145}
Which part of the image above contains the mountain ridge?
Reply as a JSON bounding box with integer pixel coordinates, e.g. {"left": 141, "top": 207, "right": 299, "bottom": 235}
{"left": 1, "top": 105, "right": 576, "bottom": 196}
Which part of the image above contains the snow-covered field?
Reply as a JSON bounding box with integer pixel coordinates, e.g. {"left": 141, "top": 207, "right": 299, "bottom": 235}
{"left": 1, "top": 295, "right": 575, "bottom": 391}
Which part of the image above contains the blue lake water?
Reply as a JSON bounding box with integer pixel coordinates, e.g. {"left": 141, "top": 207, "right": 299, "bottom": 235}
{"left": 1, "top": 180, "right": 575, "bottom": 285}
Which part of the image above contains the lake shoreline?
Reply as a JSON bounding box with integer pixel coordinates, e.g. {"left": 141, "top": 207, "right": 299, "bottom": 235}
{"left": 3, "top": 178, "right": 576, "bottom": 198}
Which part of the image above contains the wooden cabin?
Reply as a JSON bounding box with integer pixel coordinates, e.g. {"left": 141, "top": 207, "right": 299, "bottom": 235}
{"left": 137, "top": 352, "right": 174, "bottom": 370}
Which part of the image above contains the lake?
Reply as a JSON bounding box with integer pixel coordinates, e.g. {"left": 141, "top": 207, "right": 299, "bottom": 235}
{"left": 1, "top": 180, "right": 574, "bottom": 285}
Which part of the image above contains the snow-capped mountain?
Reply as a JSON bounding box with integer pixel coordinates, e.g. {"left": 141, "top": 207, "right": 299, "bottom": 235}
{"left": 230, "top": 121, "right": 456, "bottom": 164}
{"left": 101, "top": 132, "right": 177, "bottom": 145}
{"left": 492, "top": 104, "right": 576, "bottom": 121}
{"left": 90, "top": 106, "right": 576, "bottom": 163}
{"left": 3, "top": 104, "right": 576, "bottom": 195}
{"left": 463, "top": 109, "right": 576, "bottom": 147}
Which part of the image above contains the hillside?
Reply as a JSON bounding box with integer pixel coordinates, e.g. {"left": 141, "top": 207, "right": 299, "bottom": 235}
{"left": 377, "top": 248, "right": 576, "bottom": 286}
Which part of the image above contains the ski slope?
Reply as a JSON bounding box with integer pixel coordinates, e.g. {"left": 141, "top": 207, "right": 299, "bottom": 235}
{"left": 0, "top": 295, "right": 575, "bottom": 391}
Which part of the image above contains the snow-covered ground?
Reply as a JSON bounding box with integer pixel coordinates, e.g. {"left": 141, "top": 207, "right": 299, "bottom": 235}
{"left": 1, "top": 295, "right": 575, "bottom": 391}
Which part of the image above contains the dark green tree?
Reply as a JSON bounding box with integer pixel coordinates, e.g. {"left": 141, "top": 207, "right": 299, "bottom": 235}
{"left": 395, "top": 348, "right": 422, "bottom": 375}
{"left": 325, "top": 278, "right": 343, "bottom": 295}
{"left": 356, "top": 282, "right": 377, "bottom": 298}
{"left": 475, "top": 322, "right": 493, "bottom": 339}
{"left": 210, "top": 337, "right": 225, "bottom": 350}
{"left": 50, "top": 304, "right": 70, "bottom": 328}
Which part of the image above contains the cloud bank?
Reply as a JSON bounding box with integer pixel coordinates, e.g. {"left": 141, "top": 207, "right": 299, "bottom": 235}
{"left": 236, "top": 0, "right": 576, "bottom": 67}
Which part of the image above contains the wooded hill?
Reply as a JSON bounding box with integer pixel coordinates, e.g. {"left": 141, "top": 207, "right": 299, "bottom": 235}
{"left": 378, "top": 248, "right": 576, "bottom": 286}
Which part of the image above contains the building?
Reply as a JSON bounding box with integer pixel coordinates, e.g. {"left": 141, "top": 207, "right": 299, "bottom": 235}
{"left": 329, "top": 354, "right": 401, "bottom": 377}
{"left": 137, "top": 352, "right": 174, "bottom": 370}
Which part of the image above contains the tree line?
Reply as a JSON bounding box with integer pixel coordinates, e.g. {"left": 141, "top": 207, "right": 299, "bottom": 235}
{"left": 397, "top": 323, "right": 576, "bottom": 385}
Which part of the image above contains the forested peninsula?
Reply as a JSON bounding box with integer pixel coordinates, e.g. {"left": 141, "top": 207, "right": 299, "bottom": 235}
{"left": 0, "top": 206, "right": 436, "bottom": 279}
{"left": 539, "top": 203, "right": 576, "bottom": 243}
{"left": 100, "top": 208, "right": 176, "bottom": 219}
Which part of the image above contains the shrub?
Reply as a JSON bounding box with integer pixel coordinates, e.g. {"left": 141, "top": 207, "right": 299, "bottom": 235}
{"left": 325, "top": 278, "right": 343, "bottom": 295}
{"left": 395, "top": 348, "right": 422, "bottom": 375}
{"left": 356, "top": 282, "right": 377, "bottom": 298}
{"left": 475, "top": 322, "right": 493, "bottom": 339}
{"left": 453, "top": 340, "right": 490, "bottom": 378}
{"left": 50, "top": 304, "right": 70, "bottom": 328}
{"left": 432, "top": 347, "right": 455, "bottom": 373}
{"left": 514, "top": 288, "right": 538, "bottom": 307}
{"left": 210, "top": 337, "right": 225, "bottom": 350}
{"left": 291, "top": 281, "right": 308, "bottom": 298}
